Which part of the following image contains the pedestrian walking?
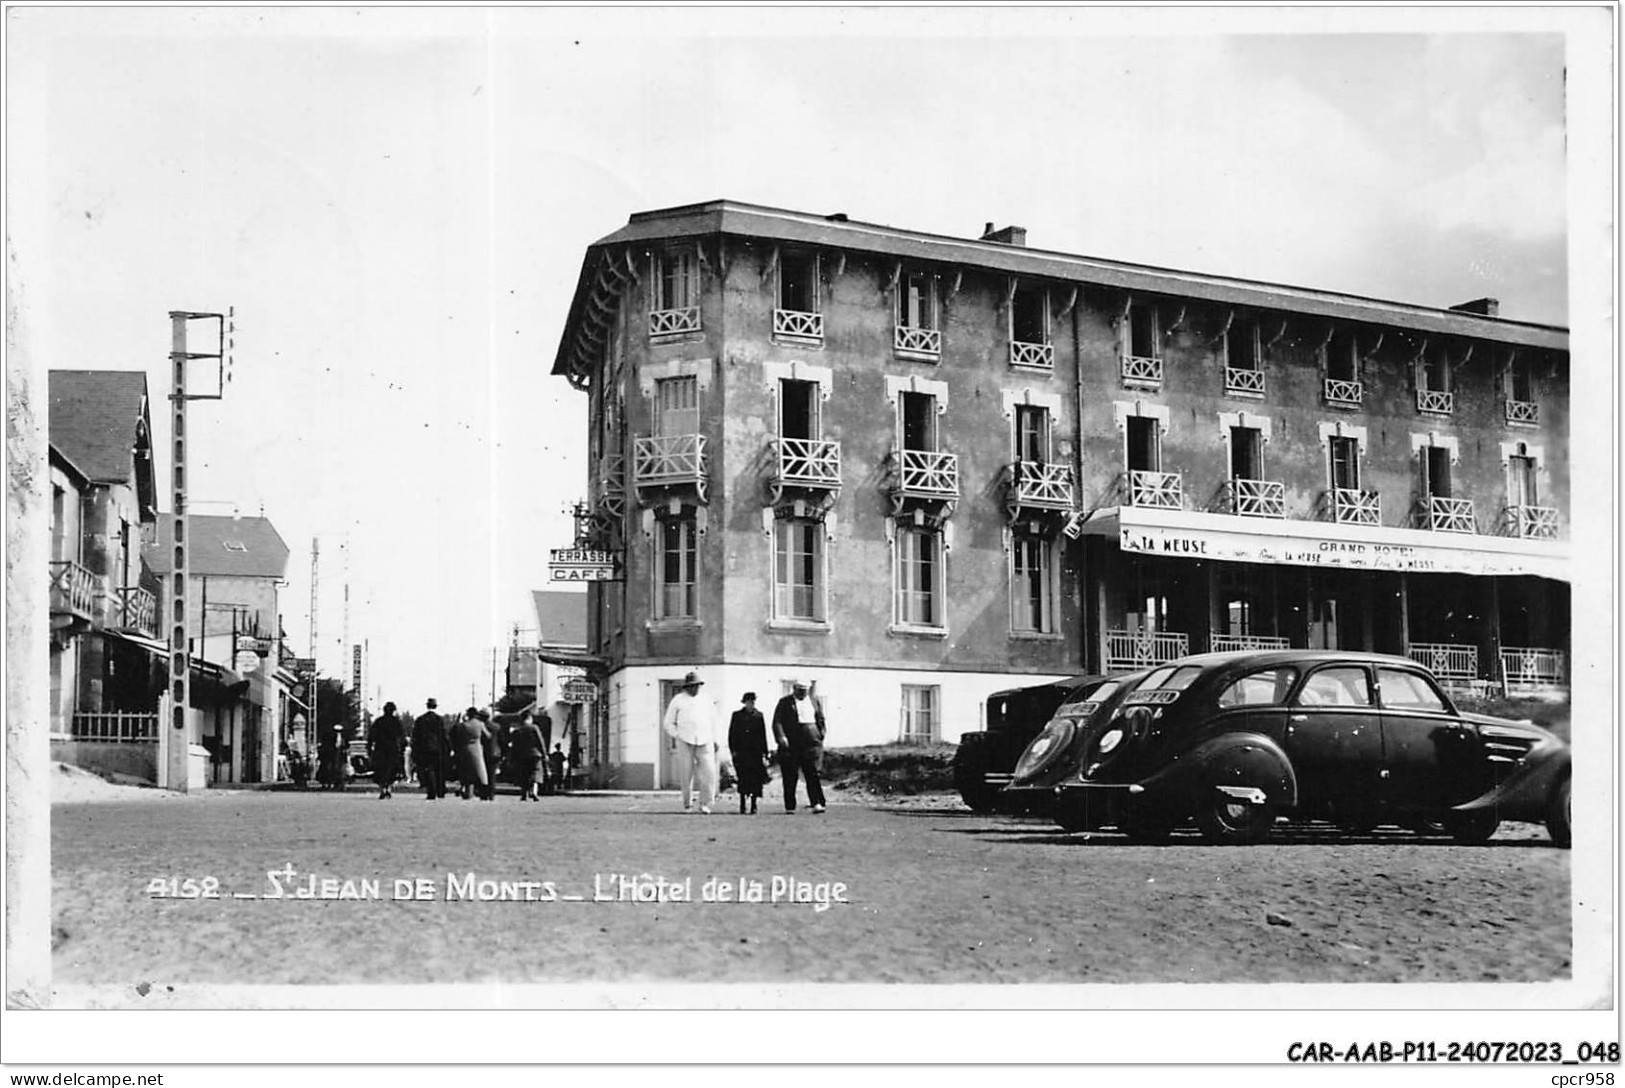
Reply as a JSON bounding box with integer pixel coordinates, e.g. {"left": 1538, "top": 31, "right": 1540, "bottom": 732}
{"left": 661, "top": 670, "right": 720, "bottom": 814}
{"left": 548, "top": 743, "right": 567, "bottom": 795}
{"left": 507, "top": 710, "right": 546, "bottom": 801}
{"left": 452, "top": 707, "right": 494, "bottom": 801}
{"left": 480, "top": 709, "right": 503, "bottom": 796}
{"left": 368, "top": 702, "right": 407, "bottom": 799}
{"left": 728, "top": 692, "right": 770, "bottom": 815}
{"left": 772, "top": 679, "right": 827, "bottom": 814}
{"left": 412, "top": 699, "right": 448, "bottom": 801}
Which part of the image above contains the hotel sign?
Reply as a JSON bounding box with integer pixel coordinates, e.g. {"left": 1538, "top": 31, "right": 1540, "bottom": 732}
{"left": 549, "top": 548, "right": 622, "bottom": 582}
{"left": 1118, "top": 524, "right": 1567, "bottom": 580}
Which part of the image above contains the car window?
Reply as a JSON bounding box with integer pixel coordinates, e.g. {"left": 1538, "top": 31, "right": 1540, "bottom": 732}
{"left": 1377, "top": 668, "right": 1448, "bottom": 711}
{"left": 1295, "top": 666, "right": 1373, "bottom": 707}
{"left": 1217, "top": 667, "right": 1298, "bottom": 708}
{"left": 1138, "top": 665, "right": 1203, "bottom": 692}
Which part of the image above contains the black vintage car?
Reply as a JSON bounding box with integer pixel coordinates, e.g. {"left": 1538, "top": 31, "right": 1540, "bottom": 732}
{"left": 1047, "top": 650, "right": 1571, "bottom": 846}
{"left": 953, "top": 674, "right": 1105, "bottom": 813}
{"left": 1001, "top": 671, "right": 1152, "bottom": 803}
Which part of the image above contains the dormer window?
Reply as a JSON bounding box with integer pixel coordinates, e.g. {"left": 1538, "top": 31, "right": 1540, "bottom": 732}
{"left": 650, "top": 249, "right": 702, "bottom": 338}
{"left": 1120, "top": 300, "right": 1162, "bottom": 387}
{"left": 1224, "top": 319, "right": 1264, "bottom": 397}
{"left": 1505, "top": 353, "right": 1539, "bottom": 426}
{"left": 1417, "top": 345, "right": 1454, "bottom": 416}
{"left": 1323, "top": 331, "right": 1362, "bottom": 408}
{"left": 773, "top": 251, "right": 823, "bottom": 344}
{"left": 894, "top": 270, "right": 941, "bottom": 359}
{"left": 1009, "top": 283, "right": 1052, "bottom": 369}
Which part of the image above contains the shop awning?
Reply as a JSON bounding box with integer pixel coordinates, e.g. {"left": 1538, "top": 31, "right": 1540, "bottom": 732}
{"left": 101, "top": 629, "right": 170, "bottom": 656}
{"left": 1078, "top": 506, "right": 1571, "bottom": 582}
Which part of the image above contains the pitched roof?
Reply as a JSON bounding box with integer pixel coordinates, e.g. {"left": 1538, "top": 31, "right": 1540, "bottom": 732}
{"left": 48, "top": 370, "right": 153, "bottom": 484}
{"left": 145, "top": 514, "right": 290, "bottom": 579}
{"left": 530, "top": 590, "right": 587, "bottom": 648}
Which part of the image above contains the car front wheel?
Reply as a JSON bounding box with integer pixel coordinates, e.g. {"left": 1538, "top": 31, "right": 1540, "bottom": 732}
{"left": 1196, "top": 791, "right": 1274, "bottom": 845}
{"left": 1547, "top": 777, "right": 1571, "bottom": 848}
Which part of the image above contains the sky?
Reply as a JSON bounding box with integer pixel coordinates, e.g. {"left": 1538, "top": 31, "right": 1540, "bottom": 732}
{"left": 8, "top": 6, "right": 1600, "bottom": 710}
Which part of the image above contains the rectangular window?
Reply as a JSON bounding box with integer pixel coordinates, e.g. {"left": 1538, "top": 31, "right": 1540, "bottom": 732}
{"left": 1224, "top": 596, "right": 1253, "bottom": 636}
{"left": 655, "top": 250, "right": 700, "bottom": 312}
{"left": 1329, "top": 435, "right": 1360, "bottom": 490}
{"left": 1420, "top": 347, "right": 1451, "bottom": 393}
{"left": 655, "top": 376, "right": 699, "bottom": 436}
{"left": 773, "top": 518, "right": 823, "bottom": 622}
{"left": 896, "top": 526, "right": 942, "bottom": 627}
{"left": 778, "top": 252, "right": 819, "bottom": 314}
{"left": 1230, "top": 426, "right": 1263, "bottom": 480}
{"left": 1422, "top": 446, "right": 1452, "bottom": 498}
{"left": 1128, "top": 302, "right": 1159, "bottom": 358}
{"left": 1326, "top": 331, "right": 1359, "bottom": 382}
{"left": 1126, "top": 416, "right": 1160, "bottom": 472}
{"left": 897, "top": 271, "right": 938, "bottom": 330}
{"left": 1010, "top": 534, "right": 1055, "bottom": 634}
{"left": 654, "top": 513, "right": 697, "bottom": 620}
{"left": 1509, "top": 356, "right": 1535, "bottom": 402}
{"left": 899, "top": 685, "right": 940, "bottom": 744}
{"left": 1011, "top": 284, "right": 1049, "bottom": 345}
{"left": 1226, "top": 320, "right": 1260, "bottom": 370}
{"left": 1509, "top": 453, "right": 1539, "bottom": 507}
{"left": 900, "top": 391, "right": 938, "bottom": 452}
{"left": 779, "top": 379, "right": 819, "bottom": 442}
{"left": 1014, "top": 405, "right": 1050, "bottom": 464}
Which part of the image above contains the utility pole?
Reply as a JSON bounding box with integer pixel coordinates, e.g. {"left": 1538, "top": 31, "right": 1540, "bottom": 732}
{"left": 308, "top": 537, "right": 320, "bottom": 754}
{"left": 165, "top": 308, "right": 232, "bottom": 793}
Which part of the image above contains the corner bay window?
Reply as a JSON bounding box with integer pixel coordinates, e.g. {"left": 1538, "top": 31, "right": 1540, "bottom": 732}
{"left": 895, "top": 525, "right": 943, "bottom": 628}
{"left": 773, "top": 518, "right": 823, "bottom": 622}
{"left": 654, "top": 512, "right": 697, "bottom": 620}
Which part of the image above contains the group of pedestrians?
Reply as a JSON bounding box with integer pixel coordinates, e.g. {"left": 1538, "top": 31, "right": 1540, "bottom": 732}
{"left": 662, "top": 671, "right": 827, "bottom": 816}
{"left": 366, "top": 698, "right": 568, "bottom": 802}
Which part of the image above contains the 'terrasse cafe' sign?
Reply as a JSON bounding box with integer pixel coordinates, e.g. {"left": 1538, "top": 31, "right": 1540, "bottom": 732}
{"left": 549, "top": 548, "right": 623, "bottom": 582}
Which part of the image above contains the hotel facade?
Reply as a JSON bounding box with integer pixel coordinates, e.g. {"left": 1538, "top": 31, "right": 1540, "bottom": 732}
{"left": 552, "top": 201, "right": 1569, "bottom": 790}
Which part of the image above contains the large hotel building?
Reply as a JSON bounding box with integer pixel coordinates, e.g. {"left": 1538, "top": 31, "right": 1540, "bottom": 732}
{"left": 552, "top": 200, "right": 1569, "bottom": 790}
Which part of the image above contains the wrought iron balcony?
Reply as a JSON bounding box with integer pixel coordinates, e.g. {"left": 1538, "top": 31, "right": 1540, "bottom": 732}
{"left": 1499, "top": 647, "right": 1566, "bottom": 694}
{"left": 1504, "top": 399, "right": 1539, "bottom": 426}
{"left": 890, "top": 448, "right": 959, "bottom": 502}
{"left": 1209, "top": 634, "right": 1290, "bottom": 652}
{"left": 1126, "top": 469, "right": 1182, "bottom": 510}
{"left": 1121, "top": 355, "right": 1163, "bottom": 388}
{"left": 1421, "top": 495, "right": 1476, "bottom": 534}
{"left": 1222, "top": 478, "right": 1285, "bottom": 518}
{"left": 1224, "top": 367, "right": 1266, "bottom": 397}
{"left": 1505, "top": 504, "right": 1558, "bottom": 539}
{"left": 773, "top": 309, "right": 824, "bottom": 343}
{"left": 49, "top": 560, "right": 101, "bottom": 622}
{"left": 894, "top": 325, "right": 941, "bottom": 357}
{"left": 1328, "top": 487, "right": 1380, "bottom": 525}
{"left": 110, "top": 585, "right": 158, "bottom": 637}
{"left": 1416, "top": 388, "right": 1454, "bottom": 416}
{"left": 1324, "top": 378, "right": 1363, "bottom": 408}
{"left": 1007, "top": 460, "right": 1074, "bottom": 511}
{"left": 632, "top": 434, "right": 708, "bottom": 502}
{"left": 1105, "top": 629, "right": 1189, "bottom": 672}
{"left": 1408, "top": 642, "right": 1480, "bottom": 686}
{"left": 648, "top": 306, "right": 701, "bottom": 338}
{"left": 773, "top": 437, "right": 842, "bottom": 492}
{"left": 1009, "top": 341, "right": 1054, "bottom": 369}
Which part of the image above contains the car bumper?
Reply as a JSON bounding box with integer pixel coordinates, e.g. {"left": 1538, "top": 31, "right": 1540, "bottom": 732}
{"left": 1053, "top": 781, "right": 1146, "bottom": 830}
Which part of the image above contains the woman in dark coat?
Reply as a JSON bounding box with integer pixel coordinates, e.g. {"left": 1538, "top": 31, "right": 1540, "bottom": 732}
{"left": 728, "top": 692, "right": 770, "bottom": 814}
{"left": 507, "top": 710, "right": 547, "bottom": 801}
{"left": 367, "top": 702, "right": 407, "bottom": 799}
{"left": 452, "top": 709, "right": 493, "bottom": 800}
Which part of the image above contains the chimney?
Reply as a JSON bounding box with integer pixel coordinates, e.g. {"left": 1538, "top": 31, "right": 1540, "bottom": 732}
{"left": 1450, "top": 297, "right": 1499, "bottom": 318}
{"left": 980, "top": 223, "right": 1027, "bottom": 247}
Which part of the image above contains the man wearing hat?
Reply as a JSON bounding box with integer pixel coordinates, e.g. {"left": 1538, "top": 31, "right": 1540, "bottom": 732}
{"left": 661, "top": 670, "right": 721, "bottom": 814}
{"left": 772, "top": 678, "right": 827, "bottom": 814}
{"left": 411, "top": 698, "right": 448, "bottom": 801}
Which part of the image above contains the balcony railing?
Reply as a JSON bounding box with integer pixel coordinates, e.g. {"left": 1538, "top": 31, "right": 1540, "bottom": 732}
{"left": 1422, "top": 496, "right": 1477, "bottom": 534}
{"left": 1505, "top": 504, "right": 1558, "bottom": 540}
{"left": 894, "top": 325, "right": 941, "bottom": 357}
{"left": 1329, "top": 487, "right": 1380, "bottom": 525}
{"left": 49, "top": 560, "right": 101, "bottom": 620}
{"left": 1105, "top": 630, "right": 1189, "bottom": 672}
{"left": 1324, "top": 378, "right": 1363, "bottom": 408}
{"left": 1121, "top": 355, "right": 1163, "bottom": 387}
{"left": 110, "top": 585, "right": 158, "bottom": 637}
{"left": 1499, "top": 647, "right": 1567, "bottom": 694}
{"left": 1504, "top": 399, "right": 1539, "bottom": 426}
{"left": 69, "top": 711, "right": 159, "bottom": 743}
{"left": 1009, "top": 341, "right": 1054, "bottom": 369}
{"left": 1409, "top": 642, "right": 1479, "bottom": 686}
{"left": 632, "top": 434, "right": 708, "bottom": 494}
{"left": 1416, "top": 388, "right": 1454, "bottom": 415}
{"left": 1127, "top": 469, "right": 1182, "bottom": 510}
{"left": 1224, "top": 478, "right": 1285, "bottom": 518}
{"left": 1009, "top": 461, "right": 1074, "bottom": 510}
{"left": 1225, "top": 367, "right": 1266, "bottom": 397}
{"left": 773, "top": 309, "right": 824, "bottom": 342}
{"left": 892, "top": 448, "right": 959, "bottom": 500}
{"left": 774, "top": 437, "right": 842, "bottom": 490}
{"left": 1210, "top": 634, "right": 1290, "bottom": 652}
{"left": 648, "top": 307, "right": 701, "bottom": 338}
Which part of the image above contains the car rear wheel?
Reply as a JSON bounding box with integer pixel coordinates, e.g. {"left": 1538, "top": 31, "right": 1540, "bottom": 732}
{"left": 1444, "top": 809, "right": 1500, "bottom": 845}
{"left": 1196, "top": 792, "right": 1274, "bottom": 845}
{"left": 1547, "top": 777, "right": 1571, "bottom": 848}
